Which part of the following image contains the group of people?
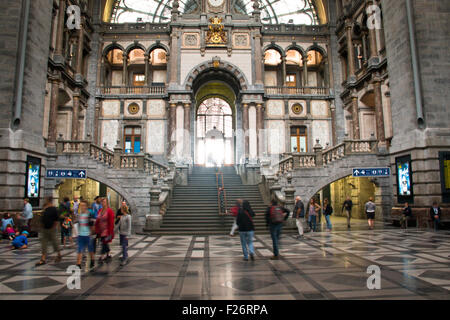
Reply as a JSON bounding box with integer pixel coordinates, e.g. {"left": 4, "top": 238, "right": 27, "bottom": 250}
{"left": 228, "top": 199, "right": 290, "bottom": 261}
{"left": 400, "top": 201, "right": 443, "bottom": 231}
{"left": 12, "top": 195, "right": 133, "bottom": 269}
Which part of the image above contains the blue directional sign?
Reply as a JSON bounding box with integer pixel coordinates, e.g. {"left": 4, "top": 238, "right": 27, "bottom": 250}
{"left": 352, "top": 168, "right": 390, "bottom": 177}
{"left": 46, "top": 169, "right": 87, "bottom": 179}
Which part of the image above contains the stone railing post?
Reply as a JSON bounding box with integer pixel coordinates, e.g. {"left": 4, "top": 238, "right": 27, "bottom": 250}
{"left": 56, "top": 134, "right": 64, "bottom": 154}
{"left": 113, "top": 141, "right": 122, "bottom": 169}
{"left": 146, "top": 174, "right": 163, "bottom": 230}
{"left": 284, "top": 173, "right": 296, "bottom": 213}
{"left": 269, "top": 177, "right": 282, "bottom": 202}
{"left": 313, "top": 139, "right": 323, "bottom": 167}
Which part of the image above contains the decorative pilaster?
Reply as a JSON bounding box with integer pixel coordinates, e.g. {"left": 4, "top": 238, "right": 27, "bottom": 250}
{"left": 168, "top": 103, "right": 177, "bottom": 158}
{"left": 183, "top": 103, "right": 191, "bottom": 158}
{"left": 256, "top": 103, "right": 264, "bottom": 157}
{"left": 351, "top": 96, "right": 360, "bottom": 139}
{"left": 345, "top": 20, "right": 356, "bottom": 81}
{"left": 48, "top": 78, "right": 60, "bottom": 146}
{"left": 242, "top": 103, "right": 249, "bottom": 158}
{"left": 373, "top": 78, "right": 386, "bottom": 145}
{"left": 54, "top": 0, "right": 66, "bottom": 56}
{"left": 76, "top": 19, "right": 84, "bottom": 77}
{"left": 72, "top": 93, "right": 80, "bottom": 140}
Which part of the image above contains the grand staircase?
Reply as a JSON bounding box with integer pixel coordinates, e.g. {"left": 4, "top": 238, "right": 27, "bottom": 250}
{"left": 153, "top": 166, "right": 276, "bottom": 235}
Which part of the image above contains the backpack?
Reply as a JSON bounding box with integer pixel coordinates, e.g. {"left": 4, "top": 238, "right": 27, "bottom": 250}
{"left": 270, "top": 206, "right": 285, "bottom": 224}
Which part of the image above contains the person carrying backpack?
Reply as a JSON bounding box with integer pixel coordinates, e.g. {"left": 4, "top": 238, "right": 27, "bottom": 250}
{"left": 323, "top": 198, "right": 333, "bottom": 232}
{"left": 265, "top": 199, "right": 290, "bottom": 260}
{"left": 236, "top": 200, "right": 256, "bottom": 261}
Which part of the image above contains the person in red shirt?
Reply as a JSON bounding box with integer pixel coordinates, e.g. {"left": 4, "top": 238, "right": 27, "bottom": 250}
{"left": 95, "top": 198, "right": 115, "bottom": 263}
{"left": 229, "top": 199, "right": 243, "bottom": 237}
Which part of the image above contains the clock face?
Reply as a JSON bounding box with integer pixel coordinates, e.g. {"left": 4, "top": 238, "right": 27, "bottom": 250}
{"left": 208, "top": 0, "right": 224, "bottom": 7}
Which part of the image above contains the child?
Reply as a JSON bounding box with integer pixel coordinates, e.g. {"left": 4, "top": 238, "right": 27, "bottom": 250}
{"left": 76, "top": 200, "right": 95, "bottom": 269}
{"left": 5, "top": 224, "right": 16, "bottom": 240}
{"left": 11, "top": 231, "right": 29, "bottom": 250}
{"left": 62, "top": 213, "right": 74, "bottom": 248}
{"left": 118, "top": 206, "right": 131, "bottom": 266}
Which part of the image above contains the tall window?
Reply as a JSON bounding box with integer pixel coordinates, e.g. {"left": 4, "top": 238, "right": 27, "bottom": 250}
{"left": 196, "top": 98, "right": 233, "bottom": 166}
{"left": 291, "top": 126, "right": 307, "bottom": 152}
{"left": 124, "top": 127, "right": 141, "bottom": 154}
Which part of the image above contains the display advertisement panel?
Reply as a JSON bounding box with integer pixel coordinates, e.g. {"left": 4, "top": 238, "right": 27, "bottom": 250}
{"left": 396, "top": 155, "right": 413, "bottom": 203}
{"left": 25, "top": 156, "right": 41, "bottom": 207}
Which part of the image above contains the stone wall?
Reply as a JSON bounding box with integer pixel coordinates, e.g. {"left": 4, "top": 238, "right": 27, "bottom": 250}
{"left": 382, "top": 0, "right": 450, "bottom": 206}
{"left": 0, "top": 0, "right": 53, "bottom": 211}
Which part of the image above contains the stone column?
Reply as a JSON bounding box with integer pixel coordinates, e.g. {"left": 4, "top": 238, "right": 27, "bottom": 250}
{"left": 373, "top": 79, "right": 386, "bottom": 143}
{"left": 94, "top": 102, "right": 100, "bottom": 144}
{"left": 54, "top": 0, "right": 66, "bottom": 56}
{"left": 254, "top": 33, "right": 263, "bottom": 85}
{"left": 351, "top": 96, "right": 360, "bottom": 139}
{"left": 256, "top": 103, "right": 264, "bottom": 157}
{"left": 169, "top": 31, "right": 179, "bottom": 84}
{"left": 281, "top": 55, "right": 287, "bottom": 86}
{"left": 48, "top": 79, "right": 60, "bottom": 144}
{"left": 345, "top": 21, "right": 356, "bottom": 79}
{"left": 183, "top": 102, "right": 191, "bottom": 158}
{"left": 144, "top": 53, "right": 150, "bottom": 86}
{"left": 303, "top": 54, "right": 308, "bottom": 86}
{"left": 168, "top": 103, "right": 177, "bottom": 157}
{"left": 330, "top": 103, "right": 337, "bottom": 145}
{"left": 367, "top": 2, "right": 378, "bottom": 59}
{"left": 242, "top": 103, "right": 249, "bottom": 158}
{"left": 72, "top": 92, "right": 80, "bottom": 140}
{"left": 122, "top": 54, "right": 128, "bottom": 86}
{"left": 76, "top": 21, "right": 84, "bottom": 75}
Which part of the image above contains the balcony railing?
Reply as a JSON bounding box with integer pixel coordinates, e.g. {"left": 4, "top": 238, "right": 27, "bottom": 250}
{"left": 100, "top": 86, "right": 166, "bottom": 95}
{"left": 264, "top": 86, "right": 329, "bottom": 96}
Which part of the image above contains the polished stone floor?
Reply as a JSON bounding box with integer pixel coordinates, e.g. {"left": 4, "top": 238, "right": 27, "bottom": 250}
{"left": 0, "top": 223, "right": 449, "bottom": 300}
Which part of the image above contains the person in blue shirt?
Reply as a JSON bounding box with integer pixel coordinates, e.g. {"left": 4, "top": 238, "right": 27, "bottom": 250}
{"left": 1, "top": 213, "right": 15, "bottom": 236}
{"left": 11, "top": 231, "right": 29, "bottom": 250}
{"left": 91, "top": 196, "right": 102, "bottom": 219}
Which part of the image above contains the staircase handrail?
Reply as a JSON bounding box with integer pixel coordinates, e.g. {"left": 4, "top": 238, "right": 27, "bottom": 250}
{"left": 216, "top": 171, "right": 228, "bottom": 215}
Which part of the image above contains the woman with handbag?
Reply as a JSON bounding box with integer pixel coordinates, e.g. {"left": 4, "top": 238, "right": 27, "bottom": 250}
{"left": 95, "top": 198, "right": 115, "bottom": 264}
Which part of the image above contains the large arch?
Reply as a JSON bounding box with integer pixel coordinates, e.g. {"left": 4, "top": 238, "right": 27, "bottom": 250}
{"left": 184, "top": 60, "right": 249, "bottom": 92}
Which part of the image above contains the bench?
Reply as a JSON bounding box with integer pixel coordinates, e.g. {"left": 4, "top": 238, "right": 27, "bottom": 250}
{"left": 391, "top": 207, "right": 450, "bottom": 229}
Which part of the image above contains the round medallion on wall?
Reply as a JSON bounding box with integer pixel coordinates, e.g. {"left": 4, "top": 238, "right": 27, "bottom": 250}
{"left": 292, "top": 103, "right": 303, "bottom": 115}
{"left": 128, "top": 103, "right": 140, "bottom": 115}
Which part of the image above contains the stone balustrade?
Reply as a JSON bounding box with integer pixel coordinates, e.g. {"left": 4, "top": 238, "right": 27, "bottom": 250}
{"left": 264, "top": 86, "right": 329, "bottom": 96}
{"left": 56, "top": 140, "right": 169, "bottom": 177}
{"left": 100, "top": 85, "right": 166, "bottom": 95}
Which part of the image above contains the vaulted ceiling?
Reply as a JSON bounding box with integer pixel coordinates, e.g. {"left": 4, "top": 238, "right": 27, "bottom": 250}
{"left": 102, "top": 0, "right": 327, "bottom": 25}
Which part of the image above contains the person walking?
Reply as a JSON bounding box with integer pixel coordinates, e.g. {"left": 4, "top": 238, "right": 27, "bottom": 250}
{"left": 115, "top": 201, "right": 128, "bottom": 226}
{"left": 91, "top": 196, "right": 102, "bottom": 218}
{"left": 118, "top": 205, "right": 132, "bottom": 266}
{"left": 323, "top": 198, "right": 333, "bottom": 232}
{"left": 265, "top": 199, "right": 290, "bottom": 260}
{"left": 36, "top": 197, "right": 62, "bottom": 266}
{"left": 430, "top": 202, "right": 442, "bottom": 231}
{"left": 307, "top": 198, "right": 321, "bottom": 232}
{"left": 18, "top": 198, "right": 33, "bottom": 233}
{"left": 342, "top": 197, "right": 353, "bottom": 228}
{"left": 95, "top": 198, "right": 115, "bottom": 264}
{"left": 76, "top": 200, "right": 95, "bottom": 270}
{"left": 365, "top": 197, "right": 376, "bottom": 230}
{"left": 58, "top": 197, "right": 71, "bottom": 244}
{"left": 61, "top": 213, "right": 74, "bottom": 249}
{"left": 237, "top": 200, "right": 256, "bottom": 261}
{"left": 293, "top": 196, "right": 305, "bottom": 239}
{"left": 229, "top": 199, "right": 242, "bottom": 237}
{"left": 401, "top": 202, "right": 412, "bottom": 229}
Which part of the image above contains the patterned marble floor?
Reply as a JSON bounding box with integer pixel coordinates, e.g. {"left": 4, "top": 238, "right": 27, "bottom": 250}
{"left": 0, "top": 227, "right": 449, "bottom": 300}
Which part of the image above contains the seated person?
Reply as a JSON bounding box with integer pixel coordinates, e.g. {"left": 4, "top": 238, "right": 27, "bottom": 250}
{"left": 1, "top": 213, "right": 15, "bottom": 238}
{"left": 11, "top": 231, "right": 29, "bottom": 250}
{"left": 5, "top": 224, "right": 16, "bottom": 240}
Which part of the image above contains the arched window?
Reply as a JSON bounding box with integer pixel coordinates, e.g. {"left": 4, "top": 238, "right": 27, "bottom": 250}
{"left": 291, "top": 126, "right": 308, "bottom": 153}
{"left": 264, "top": 49, "right": 283, "bottom": 87}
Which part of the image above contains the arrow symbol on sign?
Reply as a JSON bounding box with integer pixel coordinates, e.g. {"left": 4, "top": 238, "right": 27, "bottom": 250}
{"left": 79, "top": 171, "right": 85, "bottom": 178}
{"left": 354, "top": 170, "right": 360, "bottom": 176}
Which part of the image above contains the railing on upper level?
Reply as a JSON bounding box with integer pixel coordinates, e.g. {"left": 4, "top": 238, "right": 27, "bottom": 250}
{"left": 56, "top": 140, "right": 169, "bottom": 177}
{"left": 100, "top": 86, "right": 167, "bottom": 95}
{"left": 264, "top": 86, "right": 330, "bottom": 96}
{"left": 101, "top": 23, "right": 170, "bottom": 34}
{"left": 262, "top": 24, "right": 329, "bottom": 35}
{"left": 268, "top": 139, "right": 378, "bottom": 176}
